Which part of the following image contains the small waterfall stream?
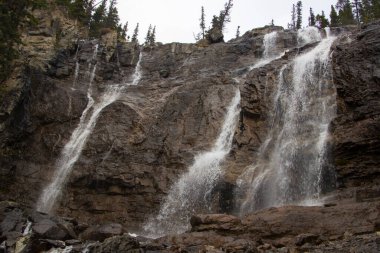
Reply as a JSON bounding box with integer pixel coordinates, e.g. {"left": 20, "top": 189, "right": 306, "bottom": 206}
{"left": 249, "top": 31, "right": 286, "bottom": 70}
{"left": 143, "top": 90, "right": 241, "bottom": 238}
{"left": 36, "top": 50, "right": 143, "bottom": 213}
{"left": 237, "top": 29, "right": 337, "bottom": 215}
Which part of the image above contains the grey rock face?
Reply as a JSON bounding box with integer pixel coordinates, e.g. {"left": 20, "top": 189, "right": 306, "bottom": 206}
{"left": 0, "top": 20, "right": 378, "bottom": 253}
{"left": 331, "top": 21, "right": 380, "bottom": 188}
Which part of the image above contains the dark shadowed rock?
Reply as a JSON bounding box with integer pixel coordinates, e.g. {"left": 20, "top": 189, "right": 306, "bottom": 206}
{"left": 332, "top": 21, "right": 380, "bottom": 189}
{"left": 80, "top": 223, "right": 123, "bottom": 242}
{"left": 190, "top": 214, "right": 241, "bottom": 232}
{"left": 206, "top": 28, "right": 224, "bottom": 44}
{"left": 91, "top": 234, "right": 140, "bottom": 253}
{"left": 32, "top": 218, "right": 68, "bottom": 240}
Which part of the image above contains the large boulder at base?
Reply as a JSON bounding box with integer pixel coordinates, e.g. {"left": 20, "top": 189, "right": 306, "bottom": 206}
{"left": 80, "top": 223, "right": 124, "bottom": 242}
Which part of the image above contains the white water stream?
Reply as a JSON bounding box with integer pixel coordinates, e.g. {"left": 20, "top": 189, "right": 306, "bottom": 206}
{"left": 143, "top": 89, "right": 241, "bottom": 238}
{"left": 237, "top": 29, "right": 337, "bottom": 215}
{"left": 36, "top": 50, "right": 143, "bottom": 213}
{"left": 249, "top": 31, "right": 286, "bottom": 70}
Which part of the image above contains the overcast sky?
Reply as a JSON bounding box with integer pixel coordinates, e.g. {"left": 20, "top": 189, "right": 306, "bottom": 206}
{"left": 117, "top": 0, "right": 335, "bottom": 44}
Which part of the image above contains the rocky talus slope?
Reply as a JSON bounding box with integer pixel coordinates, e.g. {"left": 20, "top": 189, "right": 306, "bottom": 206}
{"left": 0, "top": 7, "right": 379, "bottom": 252}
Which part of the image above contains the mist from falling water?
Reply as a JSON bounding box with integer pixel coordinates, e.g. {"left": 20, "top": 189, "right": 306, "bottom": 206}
{"left": 36, "top": 50, "right": 143, "bottom": 213}
{"left": 143, "top": 90, "right": 241, "bottom": 238}
{"left": 237, "top": 29, "right": 337, "bottom": 216}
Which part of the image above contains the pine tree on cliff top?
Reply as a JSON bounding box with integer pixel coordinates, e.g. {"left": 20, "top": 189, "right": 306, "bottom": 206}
{"left": 330, "top": 5, "right": 340, "bottom": 27}
{"left": 235, "top": 25, "right": 240, "bottom": 38}
{"left": 218, "top": 0, "right": 233, "bottom": 30}
{"left": 289, "top": 4, "right": 297, "bottom": 30}
{"left": 144, "top": 24, "right": 152, "bottom": 45}
{"left": 296, "top": 1, "right": 303, "bottom": 29}
{"left": 105, "top": 0, "right": 120, "bottom": 29}
{"left": 336, "top": 0, "right": 355, "bottom": 25}
{"left": 131, "top": 23, "right": 139, "bottom": 43}
{"left": 205, "top": 0, "right": 233, "bottom": 43}
{"left": 309, "top": 7, "right": 316, "bottom": 26}
{"left": 144, "top": 25, "right": 156, "bottom": 46}
{"left": 200, "top": 6, "right": 206, "bottom": 39}
{"left": 89, "top": 0, "right": 107, "bottom": 37}
{"left": 121, "top": 21, "right": 128, "bottom": 41}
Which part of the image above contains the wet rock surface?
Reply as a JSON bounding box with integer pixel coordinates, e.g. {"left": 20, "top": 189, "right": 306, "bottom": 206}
{"left": 0, "top": 9, "right": 379, "bottom": 253}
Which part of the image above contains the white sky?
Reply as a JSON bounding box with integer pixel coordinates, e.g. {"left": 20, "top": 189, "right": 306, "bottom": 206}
{"left": 117, "top": 0, "right": 335, "bottom": 43}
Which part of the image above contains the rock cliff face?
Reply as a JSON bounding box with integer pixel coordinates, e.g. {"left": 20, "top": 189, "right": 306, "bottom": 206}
{"left": 0, "top": 7, "right": 379, "bottom": 252}
{"left": 332, "top": 22, "right": 380, "bottom": 189}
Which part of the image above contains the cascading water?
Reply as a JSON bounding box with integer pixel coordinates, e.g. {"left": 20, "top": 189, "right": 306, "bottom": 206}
{"left": 297, "top": 26, "right": 322, "bottom": 46}
{"left": 36, "top": 50, "right": 144, "bottom": 213}
{"left": 249, "top": 31, "right": 286, "bottom": 70}
{"left": 263, "top": 31, "right": 279, "bottom": 59}
{"left": 143, "top": 90, "right": 241, "bottom": 238}
{"left": 22, "top": 220, "right": 32, "bottom": 236}
{"left": 237, "top": 30, "right": 337, "bottom": 215}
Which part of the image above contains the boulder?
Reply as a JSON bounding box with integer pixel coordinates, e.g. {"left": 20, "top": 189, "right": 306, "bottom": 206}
{"left": 206, "top": 28, "right": 224, "bottom": 44}
{"left": 32, "top": 218, "right": 68, "bottom": 240}
{"left": 80, "top": 223, "right": 124, "bottom": 242}
{"left": 29, "top": 212, "right": 77, "bottom": 241}
{"left": 91, "top": 234, "right": 140, "bottom": 253}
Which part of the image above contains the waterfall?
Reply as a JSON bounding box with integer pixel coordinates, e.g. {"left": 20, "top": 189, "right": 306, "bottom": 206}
{"left": 263, "top": 31, "right": 279, "bottom": 59}
{"left": 22, "top": 220, "right": 32, "bottom": 236}
{"left": 237, "top": 30, "right": 337, "bottom": 215}
{"left": 249, "top": 31, "right": 285, "bottom": 70}
{"left": 143, "top": 90, "right": 241, "bottom": 238}
{"left": 36, "top": 51, "right": 143, "bottom": 213}
{"left": 72, "top": 62, "right": 80, "bottom": 88}
{"left": 297, "top": 26, "right": 322, "bottom": 46}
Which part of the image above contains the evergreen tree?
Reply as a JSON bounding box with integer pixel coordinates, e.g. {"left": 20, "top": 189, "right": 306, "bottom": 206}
{"left": 290, "top": 3, "right": 297, "bottom": 30}
{"left": 200, "top": 6, "right": 206, "bottom": 39}
{"left": 218, "top": 0, "right": 233, "bottom": 30}
{"left": 105, "top": 0, "right": 119, "bottom": 29}
{"left": 150, "top": 26, "right": 156, "bottom": 46}
{"left": 121, "top": 21, "right": 128, "bottom": 41}
{"left": 235, "top": 25, "right": 240, "bottom": 38}
{"left": 296, "top": 1, "right": 303, "bottom": 29}
{"left": 330, "top": 5, "right": 340, "bottom": 26}
{"left": 89, "top": 0, "right": 107, "bottom": 37}
{"left": 131, "top": 23, "right": 139, "bottom": 43}
{"left": 309, "top": 7, "right": 316, "bottom": 26}
{"left": 144, "top": 24, "right": 152, "bottom": 45}
{"left": 211, "top": 15, "right": 220, "bottom": 29}
{"left": 352, "top": 0, "right": 362, "bottom": 24}
{"left": 360, "top": 0, "right": 373, "bottom": 22}
{"left": 205, "top": 0, "right": 233, "bottom": 43}
{"left": 57, "top": 0, "right": 94, "bottom": 26}
{"left": 372, "top": 0, "right": 380, "bottom": 19}
{"left": 69, "top": 0, "right": 87, "bottom": 24}
{"left": 336, "top": 0, "right": 355, "bottom": 25}
{"left": 316, "top": 11, "right": 330, "bottom": 28}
